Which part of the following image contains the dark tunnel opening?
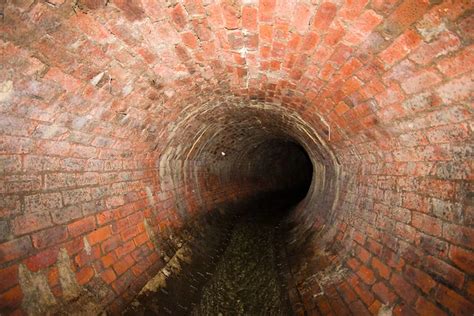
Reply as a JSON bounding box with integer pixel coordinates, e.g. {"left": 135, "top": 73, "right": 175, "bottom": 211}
{"left": 243, "top": 139, "right": 314, "bottom": 206}
{"left": 125, "top": 137, "right": 317, "bottom": 315}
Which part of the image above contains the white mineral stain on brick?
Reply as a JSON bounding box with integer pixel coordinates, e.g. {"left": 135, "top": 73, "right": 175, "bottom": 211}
{"left": 0, "top": 80, "right": 13, "bottom": 102}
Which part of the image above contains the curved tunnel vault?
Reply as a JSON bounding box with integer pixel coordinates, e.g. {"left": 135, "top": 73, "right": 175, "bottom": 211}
{"left": 0, "top": 0, "right": 473, "bottom": 315}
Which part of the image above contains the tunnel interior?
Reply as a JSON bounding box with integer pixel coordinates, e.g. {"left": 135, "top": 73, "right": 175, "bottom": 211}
{"left": 1, "top": 0, "right": 473, "bottom": 315}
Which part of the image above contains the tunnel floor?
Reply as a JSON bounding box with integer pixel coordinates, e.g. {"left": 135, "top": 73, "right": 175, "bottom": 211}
{"left": 125, "top": 194, "right": 299, "bottom": 315}
{"left": 191, "top": 207, "right": 292, "bottom": 315}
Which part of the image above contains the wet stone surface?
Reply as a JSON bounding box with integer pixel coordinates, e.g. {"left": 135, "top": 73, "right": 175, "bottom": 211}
{"left": 125, "top": 197, "right": 294, "bottom": 315}
{"left": 191, "top": 211, "right": 291, "bottom": 316}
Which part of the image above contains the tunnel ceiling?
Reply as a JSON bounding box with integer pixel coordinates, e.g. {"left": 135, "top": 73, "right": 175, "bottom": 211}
{"left": 2, "top": 0, "right": 472, "bottom": 167}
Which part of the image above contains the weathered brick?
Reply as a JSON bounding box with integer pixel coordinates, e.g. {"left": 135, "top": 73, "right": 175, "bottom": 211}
{"left": 372, "top": 281, "right": 397, "bottom": 304}
{"left": 0, "top": 264, "right": 19, "bottom": 293}
{"left": 389, "top": 273, "right": 417, "bottom": 305}
{"left": 424, "top": 256, "right": 464, "bottom": 289}
{"left": 24, "top": 247, "right": 59, "bottom": 272}
{"left": 87, "top": 226, "right": 112, "bottom": 246}
{"left": 76, "top": 266, "right": 95, "bottom": 285}
{"left": 371, "top": 257, "right": 390, "bottom": 280}
{"left": 412, "top": 212, "right": 442, "bottom": 237}
{"left": 68, "top": 216, "right": 96, "bottom": 237}
{"left": 443, "top": 222, "right": 474, "bottom": 250}
{"left": 25, "top": 193, "right": 63, "bottom": 213}
{"left": 31, "top": 226, "right": 68, "bottom": 249}
{"left": 448, "top": 245, "right": 473, "bottom": 274}
{"left": 0, "top": 285, "right": 23, "bottom": 310}
{"left": 13, "top": 212, "right": 52, "bottom": 236}
{"left": 415, "top": 296, "right": 447, "bottom": 316}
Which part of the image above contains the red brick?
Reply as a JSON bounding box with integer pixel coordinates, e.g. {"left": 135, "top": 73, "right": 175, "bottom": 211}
{"left": 366, "top": 238, "right": 382, "bottom": 256}
{"left": 181, "top": 32, "right": 199, "bottom": 49}
{"left": 357, "top": 265, "right": 376, "bottom": 285}
{"left": 434, "top": 284, "right": 474, "bottom": 315}
{"left": 400, "top": 69, "right": 443, "bottom": 94}
{"left": 171, "top": 3, "right": 187, "bottom": 30}
{"left": 372, "top": 282, "right": 397, "bottom": 304}
{"left": 13, "top": 212, "right": 52, "bottom": 236}
{"left": 344, "top": 10, "right": 382, "bottom": 46}
{"left": 0, "top": 265, "right": 19, "bottom": 293}
{"left": 347, "top": 257, "right": 361, "bottom": 271}
{"left": 437, "top": 72, "right": 474, "bottom": 105}
{"left": 356, "top": 245, "right": 371, "bottom": 263}
{"left": 385, "top": 0, "right": 430, "bottom": 36}
{"left": 44, "top": 67, "right": 82, "bottom": 93}
{"left": 368, "top": 299, "right": 383, "bottom": 316}
{"left": 467, "top": 280, "right": 474, "bottom": 301}
{"left": 24, "top": 247, "right": 59, "bottom": 272}
{"left": 348, "top": 299, "right": 370, "bottom": 315}
{"left": 133, "top": 232, "right": 148, "bottom": 247}
{"left": 443, "top": 223, "right": 474, "bottom": 250}
{"left": 409, "top": 31, "right": 461, "bottom": 65}
{"left": 112, "top": 254, "right": 135, "bottom": 276}
{"left": 424, "top": 255, "right": 465, "bottom": 289}
{"left": 101, "top": 252, "right": 118, "bottom": 268}
{"left": 69, "top": 11, "right": 110, "bottom": 41}
{"left": 371, "top": 257, "right": 390, "bottom": 280}
{"left": 0, "top": 285, "right": 23, "bottom": 310}
{"left": 87, "top": 225, "right": 112, "bottom": 246}
{"left": 120, "top": 225, "right": 140, "bottom": 242}
{"left": 100, "top": 268, "right": 116, "bottom": 284}
{"left": 415, "top": 296, "right": 447, "bottom": 316}
{"left": 131, "top": 259, "right": 152, "bottom": 276}
{"left": 381, "top": 248, "right": 405, "bottom": 271}
{"left": 65, "top": 237, "right": 84, "bottom": 257}
{"left": 352, "top": 279, "right": 375, "bottom": 306}
{"left": 31, "top": 226, "right": 68, "bottom": 249}
{"left": 448, "top": 245, "right": 474, "bottom": 274}
{"left": 47, "top": 267, "right": 59, "bottom": 288}
{"left": 312, "top": 2, "right": 337, "bottom": 33}
{"left": 405, "top": 265, "right": 436, "bottom": 294}
{"left": 259, "top": 0, "right": 276, "bottom": 22}
{"left": 292, "top": 3, "right": 311, "bottom": 34}
{"left": 389, "top": 273, "right": 417, "bottom": 305}
{"left": 101, "top": 235, "right": 121, "bottom": 254}
{"left": 115, "top": 240, "right": 135, "bottom": 258}
{"left": 379, "top": 30, "right": 421, "bottom": 68}
{"left": 76, "top": 266, "right": 95, "bottom": 285}
{"left": 75, "top": 245, "right": 101, "bottom": 268}
{"left": 68, "top": 216, "right": 96, "bottom": 237}
{"left": 412, "top": 212, "right": 442, "bottom": 237}
{"left": 24, "top": 193, "right": 62, "bottom": 214}
{"left": 242, "top": 6, "right": 257, "bottom": 31}
{"left": 437, "top": 45, "right": 474, "bottom": 77}
{"left": 0, "top": 237, "right": 33, "bottom": 265}
{"left": 338, "top": 281, "right": 358, "bottom": 304}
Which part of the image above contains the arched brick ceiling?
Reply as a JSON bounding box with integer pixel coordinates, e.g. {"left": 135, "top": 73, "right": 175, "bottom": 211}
{"left": 0, "top": 0, "right": 473, "bottom": 314}
{"left": 2, "top": 0, "right": 471, "bottom": 166}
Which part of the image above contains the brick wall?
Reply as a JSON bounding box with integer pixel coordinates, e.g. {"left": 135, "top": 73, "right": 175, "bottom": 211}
{"left": 1, "top": 0, "right": 473, "bottom": 315}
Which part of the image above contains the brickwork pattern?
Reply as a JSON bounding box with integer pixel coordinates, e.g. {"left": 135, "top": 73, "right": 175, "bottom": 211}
{"left": 0, "top": 0, "right": 473, "bottom": 314}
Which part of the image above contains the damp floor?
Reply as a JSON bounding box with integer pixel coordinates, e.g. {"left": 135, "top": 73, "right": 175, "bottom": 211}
{"left": 191, "top": 211, "right": 291, "bottom": 315}
{"left": 125, "top": 199, "right": 294, "bottom": 315}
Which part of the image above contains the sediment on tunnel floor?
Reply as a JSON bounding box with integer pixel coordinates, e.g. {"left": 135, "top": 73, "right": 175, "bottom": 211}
{"left": 124, "top": 191, "right": 303, "bottom": 315}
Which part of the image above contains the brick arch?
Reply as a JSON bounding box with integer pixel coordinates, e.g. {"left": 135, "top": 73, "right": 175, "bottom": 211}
{"left": 0, "top": 0, "right": 473, "bottom": 314}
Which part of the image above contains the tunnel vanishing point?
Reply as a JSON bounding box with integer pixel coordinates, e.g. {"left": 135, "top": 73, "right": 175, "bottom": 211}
{"left": 0, "top": 0, "right": 473, "bottom": 315}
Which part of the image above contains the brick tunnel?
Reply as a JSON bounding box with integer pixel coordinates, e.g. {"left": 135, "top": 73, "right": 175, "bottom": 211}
{"left": 0, "top": 0, "right": 473, "bottom": 315}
